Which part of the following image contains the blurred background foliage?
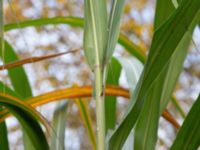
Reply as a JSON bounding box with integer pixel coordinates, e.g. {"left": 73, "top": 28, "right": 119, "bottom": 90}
{"left": 1, "top": 0, "right": 200, "bottom": 149}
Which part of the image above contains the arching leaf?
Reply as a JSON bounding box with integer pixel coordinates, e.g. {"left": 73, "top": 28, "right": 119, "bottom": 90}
{"left": 0, "top": 93, "right": 49, "bottom": 150}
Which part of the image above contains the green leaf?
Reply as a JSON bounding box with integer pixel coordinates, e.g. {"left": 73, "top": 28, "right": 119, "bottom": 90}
{"left": 0, "top": 82, "right": 23, "bottom": 150}
{"left": 105, "top": 56, "right": 142, "bottom": 142}
{"left": 0, "top": 82, "right": 22, "bottom": 98}
{"left": 134, "top": 69, "right": 166, "bottom": 150}
{"left": 0, "top": 41, "right": 36, "bottom": 150}
{"left": 75, "top": 98, "right": 96, "bottom": 149}
{"left": 84, "top": 0, "right": 107, "bottom": 69}
{"left": 0, "top": 41, "right": 32, "bottom": 98}
{"left": 122, "top": 130, "right": 134, "bottom": 150}
{"left": 50, "top": 101, "right": 68, "bottom": 150}
{"left": 154, "top": 0, "right": 198, "bottom": 113}
{"left": 104, "top": 0, "right": 126, "bottom": 65}
{"left": 0, "top": 122, "right": 9, "bottom": 150}
{"left": 4, "top": 16, "right": 83, "bottom": 31}
{"left": 118, "top": 33, "right": 146, "bottom": 63}
{"left": 105, "top": 58, "right": 121, "bottom": 133}
{"left": 116, "top": 56, "right": 143, "bottom": 97}
{"left": 170, "top": 94, "right": 200, "bottom": 150}
{"left": 116, "top": 56, "right": 143, "bottom": 150}
{"left": 154, "top": 0, "right": 175, "bottom": 29}
{"left": 134, "top": 1, "right": 197, "bottom": 149}
{"left": 108, "top": 0, "right": 200, "bottom": 149}
{"left": 4, "top": 17, "right": 146, "bottom": 64}
{"left": 0, "top": 0, "right": 9, "bottom": 149}
{"left": 0, "top": 93, "right": 49, "bottom": 150}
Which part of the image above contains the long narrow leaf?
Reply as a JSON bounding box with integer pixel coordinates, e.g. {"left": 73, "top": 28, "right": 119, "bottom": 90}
{"left": 1, "top": 41, "right": 35, "bottom": 150}
{"left": 170, "top": 94, "right": 200, "bottom": 150}
{"left": 134, "top": 1, "right": 176, "bottom": 149}
{"left": 0, "top": 49, "right": 79, "bottom": 70}
{"left": 134, "top": 69, "right": 166, "bottom": 150}
{"left": 0, "top": 122, "right": 9, "bottom": 150}
{"left": 75, "top": 98, "right": 96, "bottom": 149}
{"left": 4, "top": 17, "right": 146, "bottom": 63}
{"left": 0, "top": 93, "right": 49, "bottom": 150}
{"left": 0, "top": 0, "right": 9, "bottom": 149}
{"left": 0, "top": 41, "right": 32, "bottom": 98}
{"left": 108, "top": 0, "right": 200, "bottom": 149}
{"left": 116, "top": 56, "right": 143, "bottom": 97}
{"left": 84, "top": 0, "right": 107, "bottom": 68}
{"left": 0, "top": 85, "right": 178, "bottom": 129}
{"left": 105, "top": 58, "right": 121, "bottom": 132}
{"left": 0, "top": 85, "right": 9, "bottom": 150}
{"left": 50, "top": 101, "right": 68, "bottom": 150}
{"left": 134, "top": 1, "right": 200, "bottom": 149}
{"left": 104, "top": 0, "right": 126, "bottom": 64}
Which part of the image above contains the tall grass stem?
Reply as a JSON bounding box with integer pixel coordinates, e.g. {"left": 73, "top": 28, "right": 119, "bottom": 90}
{"left": 94, "top": 65, "right": 105, "bottom": 150}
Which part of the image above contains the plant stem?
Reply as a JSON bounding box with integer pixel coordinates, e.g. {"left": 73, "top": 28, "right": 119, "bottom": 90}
{"left": 94, "top": 65, "right": 105, "bottom": 150}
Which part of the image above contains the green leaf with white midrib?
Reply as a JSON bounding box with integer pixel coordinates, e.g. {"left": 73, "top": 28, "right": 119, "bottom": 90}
{"left": 104, "top": 0, "right": 126, "bottom": 65}
{"left": 84, "top": 0, "right": 107, "bottom": 149}
{"left": 84, "top": 0, "right": 107, "bottom": 69}
{"left": 108, "top": 0, "right": 200, "bottom": 149}
{"left": 50, "top": 101, "right": 68, "bottom": 150}
{"left": 170, "top": 94, "right": 200, "bottom": 150}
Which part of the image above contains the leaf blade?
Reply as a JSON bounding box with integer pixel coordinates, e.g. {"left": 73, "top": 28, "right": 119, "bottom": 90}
{"left": 75, "top": 98, "right": 96, "bottom": 149}
{"left": 0, "top": 93, "right": 49, "bottom": 150}
{"left": 50, "top": 101, "right": 68, "bottom": 150}
{"left": 84, "top": 0, "right": 107, "bottom": 68}
{"left": 4, "top": 17, "right": 146, "bottom": 64}
{"left": 105, "top": 58, "right": 121, "bottom": 132}
{"left": 170, "top": 94, "right": 200, "bottom": 150}
{"left": 108, "top": 0, "right": 200, "bottom": 149}
{"left": 104, "top": 0, "right": 126, "bottom": 64}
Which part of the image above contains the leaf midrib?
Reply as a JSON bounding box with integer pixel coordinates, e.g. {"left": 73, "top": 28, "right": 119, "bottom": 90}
{"left": 89, "top": 0, "right": 100, "bottom": 66}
